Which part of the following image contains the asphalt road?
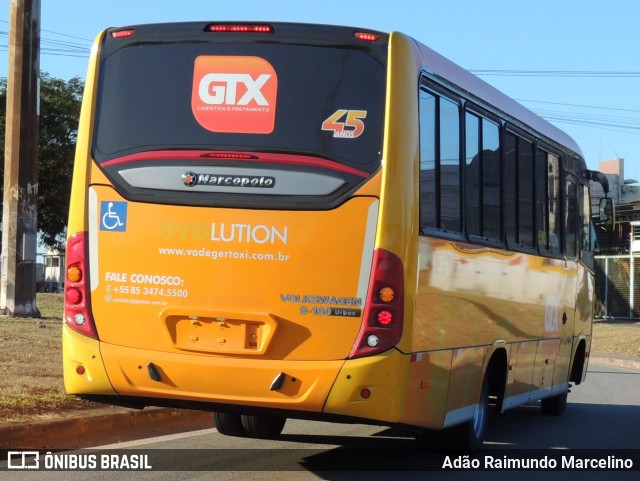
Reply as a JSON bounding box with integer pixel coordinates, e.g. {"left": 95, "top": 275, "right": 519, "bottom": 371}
{"left": 3, "top": 362, "right": 639, "bottom": 480}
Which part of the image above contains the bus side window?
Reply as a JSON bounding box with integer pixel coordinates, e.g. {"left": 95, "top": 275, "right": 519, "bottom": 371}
{"left": 481, "top": 119, "right": 500, "bottom": 240}
{"left": 419, "top": 90, "right": 437, "bottom": 231}
{"left": 505, "top": 130, "right": 534, "bottom": 250}
{"left": 465, "top": 112, "right": 500, "bottom": 241}
{"left": 518, "top": 138, "right": 534, "bottom": 248}
{"left": 547, "top": 154, "right": 562, "bottom": 255}
{"left": 535, "top": 147, "right": 549, "bottom": 250}
{"left": 440, "top": 97, "right": 462, "bottom": 232}
{"left": 579, "top": 184, "right": 595, "bottom": 268}
{"left": 565, "top": 178, "right": 578, "bottom": 259}
{"left": 465, "top": 113, "right": 481, "bottom": 237}
{"left": 419, "top": 87, "right": 462, "bottom": 235}
{"left": 505, "top": 132, "right": 517, "bottom": 246}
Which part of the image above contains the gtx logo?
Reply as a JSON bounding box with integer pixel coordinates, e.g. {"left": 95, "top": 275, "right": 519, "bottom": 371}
{"left": 191, "top": 56, "right": 278, "bottom": 134}
{"left": 198, "top": 73, "right": 271, "bottom": 106}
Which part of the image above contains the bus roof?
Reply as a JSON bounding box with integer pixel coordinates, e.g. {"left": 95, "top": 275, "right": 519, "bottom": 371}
{"left": 411, "top": 36, "right": 584, "bottom": 159}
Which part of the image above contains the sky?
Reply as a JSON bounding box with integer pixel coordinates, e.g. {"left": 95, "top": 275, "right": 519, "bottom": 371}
{"left": 1, "top": 0, "right": 639, "bottom": 176}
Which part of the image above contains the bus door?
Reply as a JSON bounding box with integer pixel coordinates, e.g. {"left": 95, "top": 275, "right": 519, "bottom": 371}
{"left": 552, "top": 175, "right": 580, "bottom": 391}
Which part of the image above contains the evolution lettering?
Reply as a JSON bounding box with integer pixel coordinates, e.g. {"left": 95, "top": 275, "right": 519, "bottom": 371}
{"left": 159, "top": 221, "right": 287, "bottom": 245}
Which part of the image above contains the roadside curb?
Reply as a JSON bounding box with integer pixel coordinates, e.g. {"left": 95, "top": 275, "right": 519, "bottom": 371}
{"left": 0, "top": 407, "right": 214, "bottom": 449}
{"left": 591, "top": 354, "right": 640, "bottom": 371}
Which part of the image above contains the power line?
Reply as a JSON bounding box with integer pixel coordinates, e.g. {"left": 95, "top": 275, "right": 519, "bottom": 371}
{"left": 470, "top": 69, "right": 640, "bottom": 78}
{"left": 517, "top": 98, "right": 640, "bottom": 114}
{"left": 529, "top": 109, "right": 640, "bottom": 136}
{"left": 516, "top": 99, "right": 640, "bottom": 135}
{"left": 0, "top": 19, "right": 93, "bottom": 42}
{"left": 467, "top": 74, "right": 640, "bottom": 133}
{"left": 0, "top": 19, "right": 92, "bottom": 59}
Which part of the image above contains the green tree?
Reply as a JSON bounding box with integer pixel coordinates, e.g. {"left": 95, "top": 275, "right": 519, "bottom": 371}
{"left": 0, "top": 73, "right": 83, "bottom": 249}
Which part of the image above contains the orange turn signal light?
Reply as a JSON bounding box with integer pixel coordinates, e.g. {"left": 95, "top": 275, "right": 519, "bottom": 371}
{"left": 67, "top": 266, "right": 82, "bottom": 283}
{"left": 379, "top": 287, "right": 395, "bottom": 303}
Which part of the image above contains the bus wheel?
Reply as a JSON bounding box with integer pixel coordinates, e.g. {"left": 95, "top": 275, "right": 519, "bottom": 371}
{"left": 541, "top": 389, "right": 568, "bottom": 416}
{"left": 241, "top": 414, "right": 287, "bottom": 439}
{"left": 443, "top": 376, "right": 489, "bottom": 451}
{"left": 213, "top": 412, "right": 246, "bottom": 437}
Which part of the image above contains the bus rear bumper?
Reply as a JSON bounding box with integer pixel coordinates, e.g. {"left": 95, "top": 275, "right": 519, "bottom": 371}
{"left": 323, "top": 349, "right": 408, "bottom": 423}
{"left": 63, "top": 325, "right": 117, "bottom": 395}
{"left": 64, "top": 331, "right": 411, "bottom": 422}
{"left": 97, "top": 342, "right": 344, "bottom": 412}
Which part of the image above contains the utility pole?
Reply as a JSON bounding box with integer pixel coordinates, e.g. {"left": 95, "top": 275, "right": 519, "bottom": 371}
{"left": 1, "top": 0, "right": 41, "bottom": 316}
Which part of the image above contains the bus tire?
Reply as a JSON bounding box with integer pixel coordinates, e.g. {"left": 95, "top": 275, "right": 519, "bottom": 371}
{"left": 443, "top": 375, "right": 489, "bottom": 451}
{"left": 213, "top": 412, "right": 246, "bottom": 437}
{"left": 541, "top": 389, "right": 568, "bottom": 416}
{"left": 241, "top": 414, "right": 287, "bottom": 439}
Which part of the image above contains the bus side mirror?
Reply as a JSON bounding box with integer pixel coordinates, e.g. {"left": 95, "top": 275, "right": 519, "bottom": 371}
{"left": 599, "top": 197, "right": 615, "bottom": 232}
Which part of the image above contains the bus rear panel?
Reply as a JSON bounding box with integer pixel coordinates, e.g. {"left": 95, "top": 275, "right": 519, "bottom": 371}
{"left": 64, "top": 22, "right": 407, "bottom": 423}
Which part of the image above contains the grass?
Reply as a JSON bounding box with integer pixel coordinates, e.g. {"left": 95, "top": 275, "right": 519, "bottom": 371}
{"left": 592, "top": 319, "right": 640, "bottom": 358}
{"left": 0, "top": 294, "right": 638, "bottom": 423}
{"left": 0, "top": 294, "right": 96, "bottom": 423}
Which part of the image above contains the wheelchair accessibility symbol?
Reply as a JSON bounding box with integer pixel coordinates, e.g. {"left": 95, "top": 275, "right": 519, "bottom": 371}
{"left": 100, "top": 201, "right": 127, "bottom": 232}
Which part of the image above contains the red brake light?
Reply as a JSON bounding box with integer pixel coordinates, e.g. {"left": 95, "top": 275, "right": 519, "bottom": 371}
{"left": 377, "top": 310, "right": 393, "bottom": 326}
{"left": 355, "top": 32, "right": 380, "bottom": 42}
{"left": 64, "top": 232, "right": 98, "bottom": 339}
{"left": 207, "top": 24, "right": 274, "bottom": 33}
{"left": 111, "top": 29, "right": 135, "bottom": 39}
{"left": 200, "top": 152, "right": 260, "bottom": 160}
{"left": 349, "top": 249, "right": 404, "bottom": 358}
{"left": 66, "top": 288, "right": 82, "bottom": 305}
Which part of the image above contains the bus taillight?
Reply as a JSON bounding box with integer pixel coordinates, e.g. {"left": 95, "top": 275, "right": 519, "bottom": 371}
{"left": 206, "top": 24, "right": 274, "bottom": 33}
{"left": 377, "top": 310, "right": 393, "bottom": 325}
{"left": 64, "top": 232, "right": 98, "bottom": 339}
{"left": 349, "top": 249, "right": 404, "bottom": 359}
{"left": 354, "top": 32, "right": 380, "bottom": 42}
{"left": 111, "top": 29, "right": 134, "bottom": 39}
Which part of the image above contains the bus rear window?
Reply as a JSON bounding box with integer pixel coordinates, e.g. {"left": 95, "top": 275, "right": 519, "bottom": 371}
{"left": 93, "top": 35, "right": 387, "bottom": 174}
